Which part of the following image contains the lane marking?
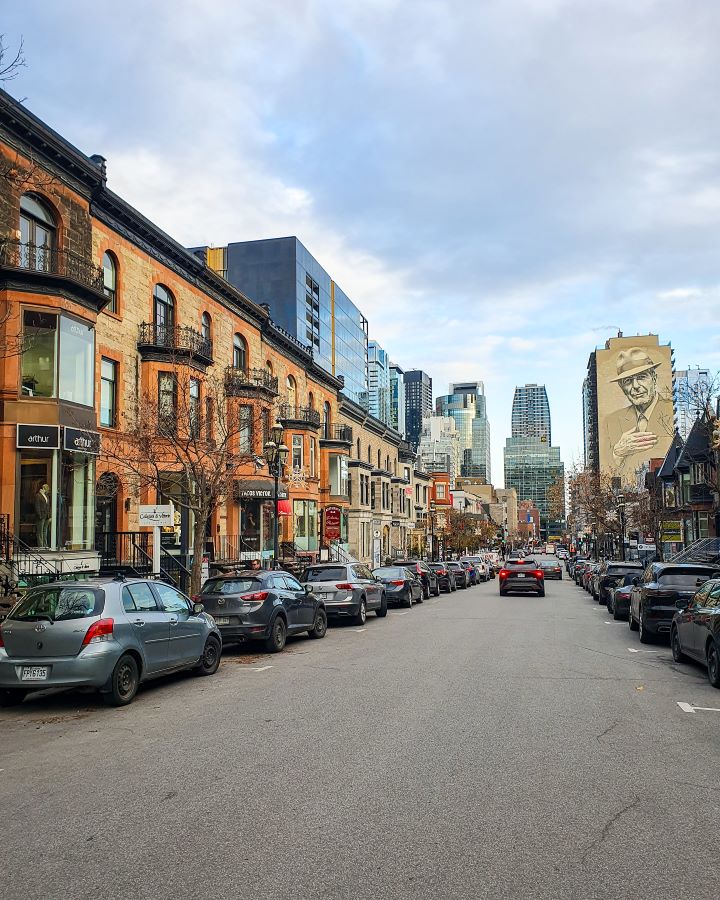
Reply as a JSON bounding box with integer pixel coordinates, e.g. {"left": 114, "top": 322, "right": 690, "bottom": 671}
{"left": 252, "top": 665, "right": 273, "bottom": 672}
{"left": 354, "top": 628, "right": 367, "bottom": 633}
{"left": 677, "top": 701, "right": 720, "bottom": 714}
{"left": 627, "top": 648, "right": 658, "bottom": 654}
{"left": 394, "top": 611, "right": 410, "bottom": 616}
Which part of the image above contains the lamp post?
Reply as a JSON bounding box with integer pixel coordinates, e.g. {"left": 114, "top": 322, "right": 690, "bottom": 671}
{"left": 263, "top": 420, "right": 289, "bottom": 569}
{"left": 429, "top": 501, "right": 436, "bottom": 561}
{"left": 616, "top": 492, "right": 626, "bottom": 561}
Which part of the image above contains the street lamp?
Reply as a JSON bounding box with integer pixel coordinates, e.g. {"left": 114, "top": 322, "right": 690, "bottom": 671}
{"left": 263, "top": 420, "right": 289, "bottom": 569}
{"left": 429, "top": 500, "right": 436, "bottom": 561}
{"left": 616, "top": 492, "right": 626, "bottom": 561}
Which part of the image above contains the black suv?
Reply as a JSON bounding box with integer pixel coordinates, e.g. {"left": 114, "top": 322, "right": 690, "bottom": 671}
{"left": 672, "top": 579, "right": 720, "bottom": 688}
{"left": 596, "top": 560, "right": 644, "bottom": 608}
{"left": 198, "top": 570, "right": 327, "bottom": 652}
{"left": 394, "top": 560, "right": 439, "bottom": 599}
{"left": 629, "top": 563, "right": 720, "bottom": 644}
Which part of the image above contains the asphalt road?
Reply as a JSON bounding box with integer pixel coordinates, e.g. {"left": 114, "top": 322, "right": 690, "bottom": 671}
{"left": 2, "top": 559, "right": 720, "bottom": 900}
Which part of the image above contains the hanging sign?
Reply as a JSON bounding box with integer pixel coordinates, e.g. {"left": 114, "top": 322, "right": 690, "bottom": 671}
{"left": 324, "top": 506, "right": 342, "bottom": 542}
{"left": 16, "top": 424, "right": 60, "bottom": 449}
{"left": 64, "top": 427, "right": 101, "bottom": 455}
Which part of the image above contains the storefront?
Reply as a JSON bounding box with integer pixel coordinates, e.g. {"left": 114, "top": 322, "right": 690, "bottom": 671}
{"left": 234, "top": 479, "right": 289, "bottom": 560}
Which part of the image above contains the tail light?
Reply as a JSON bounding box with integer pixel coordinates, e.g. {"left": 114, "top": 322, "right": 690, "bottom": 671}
{"left": 534, "top": 571, "right": 544, "bottom": 579}
{"left": 241, "top": 591, "right": 269, "bottom": 604}
{"left": 82, "top": 618, "right": 114, "bottom": 647}
{"left": 437, "top": 569, "right": 447, "bottom": 575}
{"left": 191, "top": 595, "right": 201, "bottom": 602}
{"left": 335, "top": 583, "right": 355, "bottom": 591}
{"left": 499, "top": 569, "right": 509, "bottom": 579}
{"left": 0, "top": 629, "right": 4, "bottom": 649}
{"left": 390, "top": 580, "right": 405, "bottom": 586}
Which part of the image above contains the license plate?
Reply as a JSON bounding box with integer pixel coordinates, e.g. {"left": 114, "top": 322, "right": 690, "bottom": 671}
{"left": 21, "top": 666, "right": 49, "bottom": 681}
{"left": 516, "top": 573, "right": 525, "bottom": 578}
{"left": 214, "top": 616, "right": 230, "bottom": 625}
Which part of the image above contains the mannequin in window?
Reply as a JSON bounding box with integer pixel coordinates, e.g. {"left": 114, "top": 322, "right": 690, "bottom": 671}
{"left": 34, "top": 482, "right": 51, "bottom": 547}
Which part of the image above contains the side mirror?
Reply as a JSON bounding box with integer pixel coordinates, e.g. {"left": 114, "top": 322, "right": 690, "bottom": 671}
{"left": 193, "top": 602, "right": 204, "bottom": 615}
{"left": 675, "top": 598, "right": 689, "bottom": 611}
{"left": 304, "top": 584, "right": 313, "bottom": 594}
{"left": 632, "top": 578, "right": 639, "bottom": 587}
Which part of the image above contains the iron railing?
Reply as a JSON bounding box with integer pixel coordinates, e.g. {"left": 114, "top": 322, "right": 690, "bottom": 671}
{"left": 321, "top": 424, "right": 353, "bottom": 442}
{"left": 160, "top": 548, "right": 192, "bottom": 593}
{"left": 224, "top": 366, "right": 279, "bottom": 396}
{"left": 0, "top": 238, "right": 105, "bottom": 293}
{"left": 211, "top": 534, "right": 263, "bottom": 562}
{"left": 278, "top": 404, "right": 322, "bottom": 427}
{"left": 138, "top": 322, "right": 213, "bottom": 362}
{"left": 95, "top": 531, "right": 153, "bottom": 573}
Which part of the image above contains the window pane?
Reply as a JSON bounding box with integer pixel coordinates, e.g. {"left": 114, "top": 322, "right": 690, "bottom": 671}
{"left": 22, "top": 311, "right": 57, "bottom": 397}
{"left": 59, "top": 316, "right": 94, "bottom": 406}
{"left": 126, "top": 583, "right": 158, "bottom": 612}
{"left": 59, "top": 450, "right": 95, "bottom": 550}
{"left": 102, "top": 253, "right": 116, "bottom": 312}
{"left": 100, "top": 358, "right": 117, "bottom": 428}
{"left": 292, "top": 435, "right": 303, "bottom": 469}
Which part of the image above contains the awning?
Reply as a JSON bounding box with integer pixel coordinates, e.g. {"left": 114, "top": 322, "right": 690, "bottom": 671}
{"left": 278, "top": 499, "right": 292, "bottom": 516}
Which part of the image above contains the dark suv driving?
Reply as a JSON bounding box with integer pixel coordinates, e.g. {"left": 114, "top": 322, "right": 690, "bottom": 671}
{"left": 499, "top": 560, "right": 545, "bottom": 596}
{"left": 394, "top": 560, "right": 439, "bottom": 599}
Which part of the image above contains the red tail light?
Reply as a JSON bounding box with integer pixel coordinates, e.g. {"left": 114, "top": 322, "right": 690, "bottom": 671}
{"left": 499, "top": 569, "right": 509, "bottom": 579}
{"left": 534, "top": 571, "right": 544, "bottom": 579}
{"left": 390, "top": 580, "right": 405, "bottom": 586}
{"left": 0, "top": 629, "right": 4, "bottom": 648}
{"left": 437, "top": 569, "right": 447, "bottom": 575}
{"left": 335, "top": 583, "right": 355, "bottom": 591}
{"left": 191, "top": 594, "right": 201, "bottom": 602}
{"left": 241, "top": 591, "right": 269, "bottom": 604}
{"left": 82, "top": 618, "right": 114, "bottom": 647}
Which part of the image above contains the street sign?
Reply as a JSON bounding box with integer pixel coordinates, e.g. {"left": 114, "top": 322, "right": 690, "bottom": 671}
{"left": 324, "top": 506, "right": 342, "bottom": 542}
{"left": 139, "top": 504, "right": 174, "bottom": 526}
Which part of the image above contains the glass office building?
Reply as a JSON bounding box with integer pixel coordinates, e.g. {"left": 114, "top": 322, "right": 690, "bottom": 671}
{"left": 389, "top": 362, "right": 406, "bottom": 437}
{"left": 366, "top": 340, "right": 391, "bottom": 424}
{"left": 404, "top": 369, "right": 433, "bottom": 451}
{"left": 435, "top": 382, "right": 491, "bottom": 481}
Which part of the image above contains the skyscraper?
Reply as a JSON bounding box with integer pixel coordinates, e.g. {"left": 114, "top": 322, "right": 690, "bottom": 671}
{"left": 435, "top": 382, "right": 491, "bottom": 482}
{"left": 389, "top": 362, "right": 406, "bottom": 437}
{"left": 416, "top": 416, "right": 461, "bottom": 485}
{"left": 674, "top": 367, "right": 711, "bottom": 440}
{"left": 404, "top": 369, "right": 433, "bottom": 450}
{"left": 504, "top": 383, "right": 564, "bottom": 538}
{"left": 366, "top": 340, "right": 391, "bottom": 425}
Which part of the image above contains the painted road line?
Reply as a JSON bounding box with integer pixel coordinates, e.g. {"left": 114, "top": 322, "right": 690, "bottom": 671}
{"left": 394, "top": 611, "right": 410, "bottom": 616}
{"left": 252, "top": 665, "right": 273, "bottom": 672}
{"left": 628, "top": 648, "right": 658, "bottom": 654}
{"left": 354, "top": 628, "right": 367, "bottom": 633}
{"left": 677, "top": 701, "right": 720, "bottom": 714}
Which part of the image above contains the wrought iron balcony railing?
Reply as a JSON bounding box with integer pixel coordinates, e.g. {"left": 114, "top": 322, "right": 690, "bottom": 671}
{"left": 320, "top": 424, "right": 353, "bottom": 443}
{"left": 138, "top": 322, "right": 213, "bottom": 363}
{"left": 224, "top": 366, "right": 279, "bottom": 397}
{"left": 0, "top": 238, "right": 105, "bottom": 295}
{"left": 278, "top": 404, "right": 322, "bottom": 428}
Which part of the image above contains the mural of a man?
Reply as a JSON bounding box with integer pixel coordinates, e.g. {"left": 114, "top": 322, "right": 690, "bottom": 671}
{"left": 605, "top": 347, "right": 671, "bottom": 477}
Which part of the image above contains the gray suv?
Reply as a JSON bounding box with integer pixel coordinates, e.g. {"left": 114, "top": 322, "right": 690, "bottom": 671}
{"left": 300, "top": 563, "right": 386, "bottom": 624}
{"left": 0, "top": 577, "right": 222, "bottom": 707}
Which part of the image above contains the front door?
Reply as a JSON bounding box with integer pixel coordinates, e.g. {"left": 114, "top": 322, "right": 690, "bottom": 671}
{"left": 153, "top": 582, "right": 206, "bottom": 666}
{"left": 121, "top": 583, "right": 170, "bottom": 674}
{"left": 282, "top": 573, "right": 314, "bottom": 626}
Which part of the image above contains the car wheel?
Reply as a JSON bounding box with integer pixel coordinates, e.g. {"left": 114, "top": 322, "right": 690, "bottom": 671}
{"left": 433, "top": 581, "right": 441, "bottom": 597}
{"left": 353, "top": 597, "right": 367, "bottom": 625}
{"left": 265, "top": 616, "right": 287, "bottom": 652}
{"left": 0, "top": 689, "right": 27, "bottom": 708}
{"left": 423, "top": 582, "right": 430, "bottom": 600}
{"left": 405, "top": 590, "right": 413, "bottom": 608}
{"left": 376, "top": 595, "right": 388, "bottom": 618}
{"left": 538, "top": 589, "right": 545, "bottom": 597}
{"left": 671, "top": 628, "right": 686, "bottom": 663}
{"left": 629, "top": 609, "right": 639, "bottom": 631}
{"left": 104, "top": 653, "right": 139, "bottom": 706}
{"left": 308, "top": 608, "right": 327, "bottom": 638}
{"left": 612, "top": 601, "right": 622, "bottom": 621}
{"left": 638, "top": 614, "right": 653, "bottom": 644}
{"left": 707, "top": 640, "right": 720, "bottom": 688}
{"left": 499, "top": 589, "right": 507, "bottom": 596}
{"left": 194, "top": 636, "right": 221, "bottom": 676}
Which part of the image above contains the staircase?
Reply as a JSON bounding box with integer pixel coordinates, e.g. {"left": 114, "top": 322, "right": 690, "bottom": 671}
{"left": 671, "top": 538, "right": 720, "bottom": 565}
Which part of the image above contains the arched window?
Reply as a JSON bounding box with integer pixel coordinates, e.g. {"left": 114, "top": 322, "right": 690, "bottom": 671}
{"left": 102, "top": 251, "right": 118, "bottom": 313}
{"left": 266, "top": 360, "right": 273, "bottom": 374}
{"left": 308, "top": 391, "right": 315, "bottom": 410}
{"left": 286, "top": 375, "right": 297, "bottom": 412}
{"left": 322, "top": 401, "right": 331, "bottom": 439}
{"left": 201, "top": 312, "right": 212, "bottom": 342}
{"left": 233, "top": 333, "right": 247, "bottom": 371}
{"left": 20, "top": 193, "right": 56, "bottom": 271}
{"left": 153, "top": 285, "right": 174, "bottom": 335}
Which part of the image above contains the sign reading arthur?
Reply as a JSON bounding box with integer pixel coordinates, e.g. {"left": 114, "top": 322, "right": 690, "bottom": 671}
{"left": 597, "top": 335, "right": 674, "bottom": 484}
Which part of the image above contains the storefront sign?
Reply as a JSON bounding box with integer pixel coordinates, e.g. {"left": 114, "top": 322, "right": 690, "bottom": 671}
{"left": 324, "top": 506, "right": 342, "bottom": 542}
{"left": 63, "top": 427, "right": 101, "bottom": 455}
{"left": 16, "top": 424, "right": 60, "bottom": 449}
{"left": 234, "top": 479, "right": 288, "bottom": 500}
{"left": 661, "top": 520, "right": 682, "bottom": 539}
{"left": 404, "top": 487, "right": 413, "bottom": 497}
{"left": 139, "top": 504, "right": 175, "bottom": 526}
{"left": 59, "top": 553, "right": 100, "bottom": 574}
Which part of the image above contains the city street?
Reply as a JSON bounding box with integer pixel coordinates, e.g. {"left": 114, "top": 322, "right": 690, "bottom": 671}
{"left": 2, "top": 563, "right": 720, "bottom": 900}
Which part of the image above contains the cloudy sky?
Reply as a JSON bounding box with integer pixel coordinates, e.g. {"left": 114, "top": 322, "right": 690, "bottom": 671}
{"left": 5, "top": 1, "right": 720, "bottom": 483}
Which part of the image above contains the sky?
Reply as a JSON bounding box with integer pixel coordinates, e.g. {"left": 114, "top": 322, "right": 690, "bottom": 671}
{"left": 5, "top": 1, "right": 720, "bottom": 485}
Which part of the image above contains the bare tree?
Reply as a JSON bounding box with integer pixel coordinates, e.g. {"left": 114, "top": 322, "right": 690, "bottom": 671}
{"left": 0, "top": 34, "right": 25, "bottom": 84}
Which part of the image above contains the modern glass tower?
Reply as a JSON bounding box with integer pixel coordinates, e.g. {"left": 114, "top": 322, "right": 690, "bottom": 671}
{"left": 511, "top": 384, "right": 551, "bottom": 442}
{"left": 674, "top": 368, "right": 710, "bottom": 440}
{"left": 366, "top": 340, "right": 391, "bottom": 425}
{"left": 389, "top": 362, "right": 406, "bottom": 437}
{"left": 435, "top": 382, "right": 491, "bottom": 482}
{"left": 404, "top": 369, "right": 433, "bottom": 451}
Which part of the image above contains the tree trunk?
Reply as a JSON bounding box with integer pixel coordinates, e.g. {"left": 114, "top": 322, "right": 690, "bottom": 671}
{"left": 190, "top": 512, "right": 208, "bottom": 597}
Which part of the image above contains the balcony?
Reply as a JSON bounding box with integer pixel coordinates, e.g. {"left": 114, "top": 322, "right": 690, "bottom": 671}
{"left": 320, "top": 424, "right": 353, "bottom": 446}
{"left": 138, "top": 322, "right": 213, "bottom": 368}
{"left": 224, "top": 366, "right": 279, "bottom": 399}
{"left": 0, "top": 238, "right": 106, "bottom": 311}
{"left": 278, "top": 404, "right": 322, "bottom": 430}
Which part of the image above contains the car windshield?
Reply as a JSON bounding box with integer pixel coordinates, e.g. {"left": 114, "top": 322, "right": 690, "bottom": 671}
{"left": 9, "top": 586, "right": 104, "bottom": 622}
{"left": 659, "top": 570, "right": 715, "bottom": 587}
{"left": 373, "top": 567, "right": 406, "bottom": 578}
{"left": 607, "top": 566, "right": 641, "bottom": 576}
{"left": 301, "top": 566, "right": 347, "bottom": 582}
{"left": 201, "top": 578, "right": 259, "bottom": 594}
{"left": 540, "top": 562, "right": 558, "bottom": 568}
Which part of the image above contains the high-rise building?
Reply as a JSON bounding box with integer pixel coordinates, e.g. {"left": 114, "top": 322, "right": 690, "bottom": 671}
{"left": 416, "top": 416, "right": 461, "bottom": 485}
{"left": 389, "top": 362, "right": 406, "bottom": 437}
{"left": 675, "top": 367, "right": 711, "bottom": 440}
{"left": 504, "top": 383, "right": 564, "bottom": 538}
{"left": 582, "top": 353, "right": 599, "bottom": 470}
{"left": 435, "top": 382, "right": 491, "bottom": 481}
{"left": 365, "top": 340, "right": 391, "bottom": 424}
{"left": 404, "top": 369, "right": 433, "bottom": 450}
{"left": 196, "top": 236, "right": 369, "bottom": 405}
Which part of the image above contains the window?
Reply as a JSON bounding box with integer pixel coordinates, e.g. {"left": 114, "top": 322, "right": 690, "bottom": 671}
{"left": 158, "top": 372, "right": 177, "bottom": 431}
{"left": 356, "top": 438, "right": 361, "bottom": 459}
{"left": 436, "top": 484, "right": 446, "bottom": 499}
{"left": 292, "top": 434, "right": 303, "bottom": 470}
{"left": 323, "top": 401, "right": 331, "bottom": 439}
{"left": 20, "top": 193, "right": 56, "bottom": 271}
{"left": 377, "top": 449, "right": 381, "bottom": 469}
{"left": 266, "top": 360, "right": 273, "bottom": 375}
{"left": 309, "top": 438, "right": 316, "bottom": 477}
{"left": 287, "top": 375, "right": 297, "bottom": 411}
{"left": 122, "top": 583, "right": 158, "bottom": 612}
{"left": 308, "top": 392, "right": 314, "bottom": 410}
{"left": 21, "top": 312, "right": 94, "bottom": 405}
{"left": 154, "top": 583, "right": 191, "bottom": 613}
{"left": 329, "top": 455, "right": 348, "bottom": 496}
{"left": 201, "top": 312, "right": 212, "bottom": 342}
{"left": 153, "top": 284, "right": 174, "bottom": 333}
{"left": 189, "top": 378, "right": 201, "bottom": 438}
{"left": 239, "top": 405, "right": 253, "bottom": 453}
{"left": 102, "top": 252, "right": 118, "bottom": 312}
{"left": 233, "top": 333, "right": 247, "bottom": 371}
{"left": 100, "top": 358, "right": 118, "bottom": 427}
{"left": 59, "top": 317, "right": 94, "bottom": 406}
{"left": 283, "top": 574, "right": 304, "bottom": 592}
{"left": 21, "top": 310, "right": 56, "bottom": 397}
{"left": 293, "top": 500, "right": 318, "bottom": 551}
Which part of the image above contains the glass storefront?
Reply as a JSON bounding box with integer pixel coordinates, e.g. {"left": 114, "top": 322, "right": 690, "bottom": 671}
{"left": 21, "top": 311, "right": 94, "bottom": 406}
{"left": 293, "top": 499, "right": 318, "bottom": 551}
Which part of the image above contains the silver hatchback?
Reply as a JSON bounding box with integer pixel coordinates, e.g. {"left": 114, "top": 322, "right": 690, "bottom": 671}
{"left": 0, "top": 577, "right": 222, "bottom": 707}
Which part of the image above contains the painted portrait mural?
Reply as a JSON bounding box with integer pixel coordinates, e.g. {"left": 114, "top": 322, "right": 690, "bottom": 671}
{"left": 597, "top": 335, "right": 674, "bottom": 484}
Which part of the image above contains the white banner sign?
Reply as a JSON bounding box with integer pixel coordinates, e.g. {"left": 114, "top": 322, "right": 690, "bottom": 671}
{"left": 139, "top": 504, "right": 174, "bottom": 527}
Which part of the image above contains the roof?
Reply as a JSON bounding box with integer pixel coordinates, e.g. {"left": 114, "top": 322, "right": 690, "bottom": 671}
{"left": 675, "top": 418, "right": 712, "bottom": 469}
{"left": 657, "top": 432, "right": 684, "bottom": 479}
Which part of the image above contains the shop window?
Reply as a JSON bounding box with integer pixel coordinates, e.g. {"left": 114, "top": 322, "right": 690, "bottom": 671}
{"left": 19, "top": 451, "right": 55, "bottom": 548}
{"left": 20, "top": 193, "right": 56, "bottom": 271}
{"left": 102, "top": 252, "right": 117, "bottom": 313}
{"left": 233, "top": 333, "right": 247, "bottom": 371}
{"left": 100, "top": 358, "right": 118, "bottom": 428}
{"left": 59, "top": 317, "right": 94, "bottom": 406}
{"left": 293, "top": 499, "right": 318, "bottom": 551}
{"left": 292, "top": 434, "right": 303, "bottom": 470}
{"left": 21, "top": 310, "right": 56, "bottom": 397}
{"left": 189, "top": 378, "right": 201, "bottom": 438}
{"left": 239, "top": 405, "right": 253, "bottom": 453}
{"left": 329, "top": 455, "right": 348, "bottom": 496}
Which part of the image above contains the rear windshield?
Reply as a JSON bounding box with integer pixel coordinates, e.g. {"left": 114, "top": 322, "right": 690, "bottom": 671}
{"left": 201, "top": 578, "right": 260, "bottom": 594}
{"left": 508, "top": 560, "right": 536, "bottom": 567}
{"left": 301, "top": 566, "right": 347, "bottom": 583}
{"left": 373, "top": 567, "right": 406, "bottom": 578}
{"left": 659, "top": 570, "right": 715, "bottom": 587}
{"left": 9, "top": 586, "right": 104, "bottom": 622}
{"left": 540, "top": 561, "right": 559, "bottom": 567}
{"left": 429, "top": 564, "right": 446, "bottom": 570}
{"left": 606, "top": 566, "right": 642, "bottom": 576}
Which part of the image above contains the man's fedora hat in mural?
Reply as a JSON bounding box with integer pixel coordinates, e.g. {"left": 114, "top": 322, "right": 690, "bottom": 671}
{"left": 610, "top": 348, "right": 661, "bottom": 382}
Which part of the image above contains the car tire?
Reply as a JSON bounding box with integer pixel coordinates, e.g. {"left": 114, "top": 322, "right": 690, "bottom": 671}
{"left": 707, "top": 640, "right": 720, "bottom": 688}
{"left": 0, "top": 689, "right": 27, "bottom": 708}
{"left": 434, "top": 581, "right": 441, "bottom": 597}
{"left": 423, "top": 582, "right": 430, "bottom": 600}
{"left": 671, "top": 628, "right": 686, "bottom": 663}
{"left": 308, "top": 608, "right": 327, "bottom": 639}
{"left": 104, "top": 653, "right": 140, "bottom": 706}
{"left": 611, "top": 600, "right": 622, "bottom": 621}
{"left": 353, "top": 597, "right": 367, "bottom": 625}
{"left": 193, "top": 636, "right": 221, "bottom": 676}
{"left": 499, "top": 589, "right": 508, "bottom": 596}
{"left": 629, "top": 609, "right": 639, "bottom": 631}
{"left": 638, "top": 614, "right": 653, "bottom": 644}
{"left": 538, "top": 589, "right": 545, "bottom": 597}
{"left": 376, "top": 595, "right": 388, "bottom": 618}
{"left": 405, "top": 590, "right": 413, "bottom": 608}
{"left": 265, "top": 616, "right": 287, "bottom": 652}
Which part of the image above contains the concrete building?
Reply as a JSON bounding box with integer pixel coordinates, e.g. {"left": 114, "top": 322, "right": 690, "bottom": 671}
{"left": 389, "top": 362, "right": 406, "bottom": 438}
{"left": 404, "top": 369, "right": 433, "bottom": 451}
{"left": 496, "top": 488, "right": 519, "bottom": 539}
{"left": 366, "top": 339, "right": 391, "bottom": 425}
{"left": 416, "top": 416, "right": 461, "bottom": 486}
{"left": 435, "top": 382, "right": 491, "bottom": 481}
{"left": 675, "top": 367, "right": 711, "bottom": 440}
{"left": 512, "top": 384, "right": 551, "bottom": 442}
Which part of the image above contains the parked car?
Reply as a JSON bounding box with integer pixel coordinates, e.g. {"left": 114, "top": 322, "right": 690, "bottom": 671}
{"left": 499, "top": 560, "right": 545, "bottom": 596}
{"left": 671, "top": 578, "right": 720, "bottom": 688}
{"left": 629, "top": 563, "right": 720, "bottom": 643}
{"left": 394, "top": 560, "right": 439, "bottom": 599}
{"left": 429, "top": 562, "right": 456, "bottom": 592}
{"left": 596, "top": 560, "right": 644, "bottom": 608}
{"left": 198, "top": 570, "right": 327, "bottom": 651}
{"left": 607, "top": 574, "right": 637, "bottom": 620}
{"left": 372, "top": 566, "right": 422, "bottom": 608}
{"left": 300, "top": 562, "right": 387, "bottom": 624}
{"left": 445, "top": 561, "right": 469, "bottom": 589}
{"left": 538, "top": 560, "right": 562, "bottom": 580}
{"left": 458, "top": 560, "right": 479, "bottom": 586}
{"left": 0, "top": 577, "right": 221, "bottom": 707}
{"left": 461, "top": 557, "right": 489, "bottom": 582}
{"left": 582, "top": 563, "right": 599, "bottom": 593}
{"left": 573, "top": 559, "right": 590, "bottom": 585}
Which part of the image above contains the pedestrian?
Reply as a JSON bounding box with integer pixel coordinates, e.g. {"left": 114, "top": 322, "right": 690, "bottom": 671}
{"left": 248, "top": 558, "right": 261, "bottom": 570}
